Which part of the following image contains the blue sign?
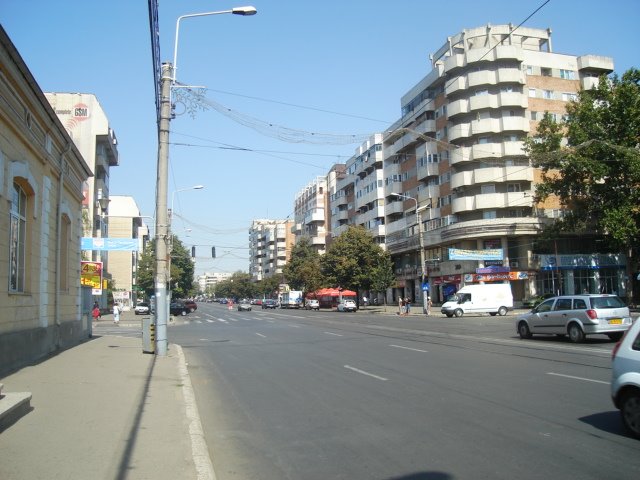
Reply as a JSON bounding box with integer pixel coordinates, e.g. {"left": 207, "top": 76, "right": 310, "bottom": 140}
{"left": 81, "top": 237, "right": 139, "bottom": 251}
{"left": 422, "top": 282, "right": 430, "bottom": 291}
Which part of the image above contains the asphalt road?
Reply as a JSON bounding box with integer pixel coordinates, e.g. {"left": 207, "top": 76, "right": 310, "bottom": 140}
{"left": 171, "top": 303, "right": 640, "bottom": 480}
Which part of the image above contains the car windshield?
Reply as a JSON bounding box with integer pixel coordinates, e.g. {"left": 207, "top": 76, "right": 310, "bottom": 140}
{"left": 590, "top": 296, "right": 626, "bottom": 309}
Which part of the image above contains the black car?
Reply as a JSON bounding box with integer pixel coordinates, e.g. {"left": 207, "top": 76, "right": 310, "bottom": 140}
{"left": 169, "top": 301, "right": 189, "bottom": 316}
{"left": 262, "top": 299, "right": 278, "bottom": 309}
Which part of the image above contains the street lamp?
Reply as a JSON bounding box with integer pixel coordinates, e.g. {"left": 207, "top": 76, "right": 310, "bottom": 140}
{"left": 155, "top": 7, "right": 255, "bottom": 356}
{"left": 173, "top": 6, "right": 257, "bottom": 84}
{"left": 170, "top": 184, "right": 204, "bottom": 216}
{"left": 392, "top": 192, "right": 431, "bottom": 314}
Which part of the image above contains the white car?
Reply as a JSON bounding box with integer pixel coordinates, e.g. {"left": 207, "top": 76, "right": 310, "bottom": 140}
{"left": 611, "top": 317, "right": 640, "bottom": 439}
{"left": 337, "top": 299, "right": 357, "bottom": 312}
{"left": 134, "top": 302, "right": 150, "bottom": 315}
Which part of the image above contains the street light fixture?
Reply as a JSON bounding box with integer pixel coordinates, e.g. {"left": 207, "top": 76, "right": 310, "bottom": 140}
{"left": 155, "top": 7, "right": 256, "bottom": 356}
{"left": 392, "top": 192, "right": 431, "bottom": 314}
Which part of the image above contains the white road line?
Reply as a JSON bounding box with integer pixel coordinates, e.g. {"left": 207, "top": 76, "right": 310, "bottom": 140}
{"left": 288, "top": 324, "right": 301, "bottom": 328}
{"left": 267, "top": 320, "right": 275, "bottom": 323}
{"left": 217, "top": 318, "right": 228, "bottom": 323}
{"left": 390, "top": 344, "right": 428, "bottom": 353}
{"left": 229, "top": 318, "right": 238, "bottom": 322}
{"left": 206, "top": 319, "right": 214, "bottom": 323}
{"left": 344, "top": 365, "right": 388, "bottom": 381}
{"left": 324, "top": 332, "right": 343, "bottom": 337}
{"left": 199, "top": 338, "right": 209, "bottom": 341}
{"left": 255, "top": 333, "right": 266, "bottom": 338}
{"left": 546, "top": 372, "right": 608, "bottom": 385}
{"left": 195, "top": 320, "right": 202, "bottom": 324}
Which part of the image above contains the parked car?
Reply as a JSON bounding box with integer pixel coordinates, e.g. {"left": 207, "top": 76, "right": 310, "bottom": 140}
{"left": 262, "top": 299, "right": 278, "bottom": 309}
{"left": 169, "top": 301, "right": 189, "bottom": 316}
{"left": 305, "top": 299, "right": 320, "bottom": 310}
{"left": 337, "top": 299, "right": 357, "bottom": 312}
{"left": 611, "top": 317, "right": 640, "bottom": 439}
{"left": 134, "top": 302, "right": 150, "bottom": 315}
{"left": 237, "top": 300, "right": 252, "bottom": 311}
{"left": 516, "top": 294, "right": 632, "bottom": 343}
{"left": 184, "top": 300, "right": 197, "bottom": 313}
{"left": 250, "top": 299, "right": 263, "bottom": 305}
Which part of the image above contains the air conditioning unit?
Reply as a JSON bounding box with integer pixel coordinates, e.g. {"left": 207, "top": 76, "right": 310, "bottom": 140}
{"left": 509, "top": 261, "right": 519, "bottom": 268}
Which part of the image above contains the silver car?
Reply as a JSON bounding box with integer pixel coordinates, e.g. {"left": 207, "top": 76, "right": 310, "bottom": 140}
{"left": 611, "top": 318, "right": 640, "bottom": 439}
{"left": 516, "top": 294, "right": 632, "bottom": 343}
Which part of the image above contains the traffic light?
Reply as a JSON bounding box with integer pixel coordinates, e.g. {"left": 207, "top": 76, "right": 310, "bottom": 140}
{"left": 211, "top": 247, "right": 216, "bottom": 258}
{"left": 191, "top": 246, "right": 196, "bottom": 258}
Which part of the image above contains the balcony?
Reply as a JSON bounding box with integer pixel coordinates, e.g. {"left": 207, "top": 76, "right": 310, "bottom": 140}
{"left": 500, "top": 116, "right": 530, "bottom": 133}
{"left": 471, "top": 118, "right": 501, "bottom": 136}
{"left": 417, "top": 161, "right": 439, "bottom": 181}
{"left": 448, "top": 99, "right": 469, "bottom": 118}
{"left": 577, "top": 55, "right": 614, "bottom": 72}
{"left": 496, "top": 68, "right": 525, "bottom": 84}
{"left": 386, "top": 201, "right": 406, "bottom": 216}
{"left": 497, "top": 91, "right": 527, "bottom": 108}
{"left": 448, "top": 122, "right": 472, "bottom": 141}
{"left": 468, "top": 70, "right": 496, "bottom": 88}
{"left": 469, "top": 94, "right": 494, "bottom": 111}
{"left": 445, "top": 76, "right": 467, "bottom": 96}
{"left": 443, "top": 53, "right": 465, "bottom": 72}
{"left": 451, "top": 191, "right": 534, "bottom": 213}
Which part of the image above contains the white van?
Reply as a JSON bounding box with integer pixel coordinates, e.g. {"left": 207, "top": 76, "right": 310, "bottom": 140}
{"left": 441, "top": 283, "right": 513, "bottom": 317}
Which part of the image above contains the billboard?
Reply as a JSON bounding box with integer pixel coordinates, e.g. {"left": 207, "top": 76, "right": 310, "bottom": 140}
{"left": 81, "top": 261, "right": 102, "bottom": 289}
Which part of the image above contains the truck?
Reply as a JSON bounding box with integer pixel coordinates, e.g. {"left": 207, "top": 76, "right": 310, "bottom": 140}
{"left": 440, "top": 283, "right": 513, "bottom": 317}
{"left": 280, "top": 290, "right": 303, "bottom": 309}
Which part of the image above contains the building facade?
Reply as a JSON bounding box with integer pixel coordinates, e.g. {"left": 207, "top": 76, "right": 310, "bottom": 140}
{"left": 106, "top": 195, "right": 148, "bottom": 310}
{"left": 0, "top": 26, "right": 92, "bottom": 374}
{"left": 293, "top": 176, "right": 330, "bottom": 254}
{"left": 44, "top": 92, "right": 119, "bottom": 312}
{"left": 197, "top": 271, "right": 232, "bottom": 295}
{"left": 249, "top": 219, "right": 295, "bottom": 281}
{"left": 323, "top": 25, "right": 620, "bottom": 307}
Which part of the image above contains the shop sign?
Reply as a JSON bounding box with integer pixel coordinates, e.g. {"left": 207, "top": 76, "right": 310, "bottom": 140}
{"left": 464, "top": 271, "right": 529, "bottom": 282}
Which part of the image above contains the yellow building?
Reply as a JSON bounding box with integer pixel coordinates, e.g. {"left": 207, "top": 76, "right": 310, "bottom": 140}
{"left": 0, "top": 26, "right": 92, "bottom": 374}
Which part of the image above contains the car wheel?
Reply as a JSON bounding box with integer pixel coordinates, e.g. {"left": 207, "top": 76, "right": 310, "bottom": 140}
{"left": 454, "top": 308, "right": 464, "bottom": 317}
{"left": 568, "top": 323, "right": 585, "bottom": 343}
{"left": 607, "top": 332, "right": 624, "bottom": 342}
{"left": 181, "top": 310, "right": 187, "bottom": 316}
{"left": 498, "top": 306, "right": 508, "bottom": 316}
{"left": 518, "top": 321, "right": 532, "bottom": 339}
{"left": 620, "top": 390, "right": 640, "bottom": 439}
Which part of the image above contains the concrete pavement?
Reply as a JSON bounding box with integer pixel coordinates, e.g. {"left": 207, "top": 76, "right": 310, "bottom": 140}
{"left": 0, "top": 311, "right": 212, "bottom": 480}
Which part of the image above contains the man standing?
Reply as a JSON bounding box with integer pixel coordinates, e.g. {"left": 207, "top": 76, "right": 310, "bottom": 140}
{"left": 113, "top": 303, "right": 120, "bottom": 324}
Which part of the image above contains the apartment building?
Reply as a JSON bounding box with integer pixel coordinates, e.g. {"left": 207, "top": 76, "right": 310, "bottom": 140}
{"left": 106, "top": 195, "right": 148, "bottom": 309}
{"left": 0, "top": 26, "right": 92, "bottom": 373}
{"left": 293, "top": 176, "right": 330, "bottom": 254}
{"left": 197, "top": 271, "right": 232, "bottom": 295}
{"left": 249, "top": 219, "right": 295, "bottom": 281}
{"left": 45, "top": 92, "right": 119, "bottom": 311}
{"left": 383, "top": 24, "right": 616, "bottom": 305}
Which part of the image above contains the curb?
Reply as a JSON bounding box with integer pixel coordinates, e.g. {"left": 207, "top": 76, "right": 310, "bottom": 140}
{"left": 174, "top": 344, "right": 216, "bottom": 480}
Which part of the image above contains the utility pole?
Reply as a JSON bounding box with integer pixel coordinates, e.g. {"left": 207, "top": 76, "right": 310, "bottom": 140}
{"left": 154, "top": 62, "right": 173, "bottom": 356}
{"left": 416, "top": 207, "right": 428, "bottom": 314}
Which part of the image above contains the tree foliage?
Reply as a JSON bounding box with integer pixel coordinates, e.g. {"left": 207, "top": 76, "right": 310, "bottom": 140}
{"left": 215, "top": 271, "right": 256, "bottom": 300}
{"left": 283, "top": 237, "right": 324, "bottom": 293}
{"left": 369, "top": 250, "right": 396, "bottom": 304}
{"left": 525, "top": 68, "right": 640, "bottom": 300}
{"left": 320, "top": 226, "right": 389, "bottom": 294}
{"left": 135, "top": 236, "right": 197, "bottom": 300}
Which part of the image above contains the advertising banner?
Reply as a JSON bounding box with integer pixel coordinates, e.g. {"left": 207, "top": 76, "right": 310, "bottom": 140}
{"left": 81, "top": 238, "right": 139, "bottom": 251}
{"left": 81, "top": 261, "right": 102, "bottom": 289}
{"left": 449, "top": 248, "right": 503, "bottom": 261}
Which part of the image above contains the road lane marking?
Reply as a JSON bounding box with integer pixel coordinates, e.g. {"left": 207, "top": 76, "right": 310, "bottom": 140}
{"left": 546, "top": 372, "right": 608, "bottom": 384}
{"left": 229, "top": 318, "right": 238, "bottom": 322}
{"left": 217, "top": 318, "right": 228, "bottom": 323}
{"left": 195, "top": 320, "right": 202, "bottom": 324}
{"left": 344, "top": 365, "right": 388, "bottom": 381}
{"left": 288, "top": 324, "right": 301, "bottom": 328}
{"left": 390, "top": 344, "right": 428, "bottom": 353}
{"left": 255, "top": 333, "right": 266, "bottom": 338}
{"left": 206, "top": 319, "right": 214, "bottom": 323}
{"left": 324, "top": 332, "right": 343, "bottom": 337}
{"left": 199, "top": 338, "right": 209, "bottom": 341}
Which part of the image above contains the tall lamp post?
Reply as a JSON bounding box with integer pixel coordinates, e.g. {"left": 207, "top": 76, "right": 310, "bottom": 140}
{"left": 155, "top": 6, "right": 256, "bottom": 356}
{"left": 392, "top": 193, "right": 431, "bottom": 314}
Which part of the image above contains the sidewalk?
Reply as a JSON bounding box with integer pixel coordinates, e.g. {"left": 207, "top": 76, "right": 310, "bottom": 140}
{"left": 0, "top": 313, "right": 210, "bottom": 480}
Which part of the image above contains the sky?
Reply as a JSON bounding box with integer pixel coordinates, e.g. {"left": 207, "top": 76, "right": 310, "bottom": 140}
{"left": 1, "top": 0, "right": 638, "bottom": 276}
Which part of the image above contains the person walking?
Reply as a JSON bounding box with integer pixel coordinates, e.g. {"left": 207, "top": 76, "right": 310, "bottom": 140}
{"left": 426, "top": 296, "right": 433, "bottom": 316}
{"left": 405, "top": 297, "right": 411, "bottom": 315}
{"left": 113, "top": 303, "right": 120, "bottom": 324}
{"left": 92, "top": 304, "right": 101, "bottom": 322}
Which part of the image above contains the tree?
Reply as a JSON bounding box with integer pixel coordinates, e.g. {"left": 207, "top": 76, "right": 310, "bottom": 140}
{"left": 215, "top": 272, "right": 256, "bottom": 300}
{"left": 255, "top": 276, "right": 280, "bottom": 299}
{"left": 321, "top": 226, "right": 387, "bottom": 300}
{"left": 369, "top": 250, "right": 395, "bottom": 305}
{"left": 525, "top": 68, "right": 640, "bottom": 302}
{"left": 135, "top": 236, "right": 197, "bottom": 300}
{"left": 283, "top": 237, "right": 324, "bottom": 293}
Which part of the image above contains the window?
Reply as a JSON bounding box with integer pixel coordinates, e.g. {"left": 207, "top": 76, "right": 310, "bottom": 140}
{"left": 559, "top": 69, "right": 575, "bottom": 80}
{"left": 562, "top": 92, "right": 577, "bottom": 102}
{"left": 543, "top": 90, "right": 553, "bottom": 99}
{"left": 475, "top": 89, "right": 489, "bottom": 96}
{"left": 9, "top": 183, "right": 27, "bottom": 292}
{"left": 528, "top": 88, "right": 537, "bottom": 98}
{"left": 483, "top": 210, "right": 497, "bottom": 220}
{"left": 525, "top": 65, "right": 534, "bottom": 75}
{"left": 481, "top": 184, "right": 496, "bottom": 194}
{"left": 530, "top": 111, "right": 538, "bottom": 121}
{"left": 541, "top": 67, "right": 552, "bottom": 77}
{"left": 507, "top": 183, "right": 521, "bottom": 192}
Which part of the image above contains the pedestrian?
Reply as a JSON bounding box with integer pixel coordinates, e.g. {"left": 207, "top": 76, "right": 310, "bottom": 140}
{"left": 398, "top": 296, "right": 403, "bottom": 315}
{"left": 113, "top": 303, "right": 120, "bottom": 324}
{"left": 426, "top": 296, "right": 433, "bottom": 316}
{"left": 405, "top": 297, "right": 411, "bottom": 315}
{"left": 92, "top": 305, "right": 101, "bottom": 322}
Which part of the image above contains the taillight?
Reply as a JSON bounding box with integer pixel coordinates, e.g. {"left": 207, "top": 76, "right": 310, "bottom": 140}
{"left": 586, "top": 309, "right": 598, "bottom": 319}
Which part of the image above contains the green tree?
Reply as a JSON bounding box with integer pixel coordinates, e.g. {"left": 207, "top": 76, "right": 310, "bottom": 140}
{"left": 369, "top": 250, "right": 395, "bottom": 306}
{"left": 135, "top": 236, "right": 197, "bottom": 300}
{"left": 215, "top": 272, "right": 255, "bottom": 300}
{"left": 525, "top": 68, "right": 640, "bottom": 302}
{"left": 283, "top": 237, "right": 324, "bottom": 293}
{"left": 255, "top": 276, "right": 280, "bottom": 299}
{"left": 321, "top": 226, "right": 387, "bottom": 299}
